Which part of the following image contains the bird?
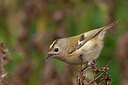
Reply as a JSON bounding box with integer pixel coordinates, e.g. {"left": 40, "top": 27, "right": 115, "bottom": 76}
{"left": 46, "top": 20, "right": 119, "bottom": 66}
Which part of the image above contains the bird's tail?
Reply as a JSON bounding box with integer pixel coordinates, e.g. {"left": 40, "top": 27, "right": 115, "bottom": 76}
{"left": 102, "top": 20, "right": 120, "bottom": 33}
{"left": 98, "top": 20, "right": 120, "bottom": 41}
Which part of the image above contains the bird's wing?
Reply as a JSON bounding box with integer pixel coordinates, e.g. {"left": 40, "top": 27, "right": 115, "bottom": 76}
{"left": 67, "top": 28, "right": 103, "bottom": 54}
{"left": 77, "top": 28, "right": 103, "bottom": 49}
{"left": 66, "top": 36, "right": 80, "bottom": 54}
{"left": 67, "top": 20, "right": 119, "bottom": 54}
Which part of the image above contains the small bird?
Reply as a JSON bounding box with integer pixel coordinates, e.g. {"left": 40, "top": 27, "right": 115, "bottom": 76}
{"left": 46, "top": 20, "right": 119, "bottom": 65}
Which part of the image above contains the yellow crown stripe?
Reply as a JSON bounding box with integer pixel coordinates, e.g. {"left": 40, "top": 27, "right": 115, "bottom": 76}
{"left": 50, "top": 40, "right": 56, "bottom": 48}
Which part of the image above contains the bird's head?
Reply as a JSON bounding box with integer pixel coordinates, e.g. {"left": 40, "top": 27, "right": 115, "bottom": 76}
{"left": 46, "top": 39, "right": 66, "bottom": 60}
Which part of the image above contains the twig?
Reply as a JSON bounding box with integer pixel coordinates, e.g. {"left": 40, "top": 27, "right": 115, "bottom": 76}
{"left": 89, "top": 73, "right": 104, "bottom": 85}
{"left": 0, "top": 43, "right": 9, "bottom": 85}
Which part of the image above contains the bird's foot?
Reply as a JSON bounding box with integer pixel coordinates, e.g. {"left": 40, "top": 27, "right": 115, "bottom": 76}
{"left": 80, "top": 60, "right": 97, "bottom": 73}
{"left": 88, "top": 60, "right": 96, "bottom": 66}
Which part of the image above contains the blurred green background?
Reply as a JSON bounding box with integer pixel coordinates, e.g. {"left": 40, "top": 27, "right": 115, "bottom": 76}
{"left": 0, "top": 0, "right": 128, "bottom": 85}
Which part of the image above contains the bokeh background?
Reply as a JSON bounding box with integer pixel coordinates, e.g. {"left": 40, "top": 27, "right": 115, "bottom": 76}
{"left": 0, "top": 0, "right": 128, "bottom": 85}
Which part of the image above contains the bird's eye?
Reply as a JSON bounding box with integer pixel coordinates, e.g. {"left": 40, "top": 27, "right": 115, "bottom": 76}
{"left": 54, "top": 48, "right": 59, "bottom": 52}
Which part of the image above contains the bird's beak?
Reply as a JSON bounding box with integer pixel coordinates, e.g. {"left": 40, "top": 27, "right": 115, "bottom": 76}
{"left": 45, "top": 54, "right": 52, "bottom": 60}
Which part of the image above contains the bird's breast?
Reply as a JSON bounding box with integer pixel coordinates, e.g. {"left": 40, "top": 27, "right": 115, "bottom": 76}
{"left": 57, "top": 39, "right": 103, "bottom": 65}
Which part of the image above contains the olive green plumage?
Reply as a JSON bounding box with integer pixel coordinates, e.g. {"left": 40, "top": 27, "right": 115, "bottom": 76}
{"left": 47, "top": 20, "right": 119, "bottom": 65}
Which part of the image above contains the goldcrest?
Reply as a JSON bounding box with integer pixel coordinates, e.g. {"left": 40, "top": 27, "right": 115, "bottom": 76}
{"left": 46, "top": 20, "right": 119, "bottom": 65}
